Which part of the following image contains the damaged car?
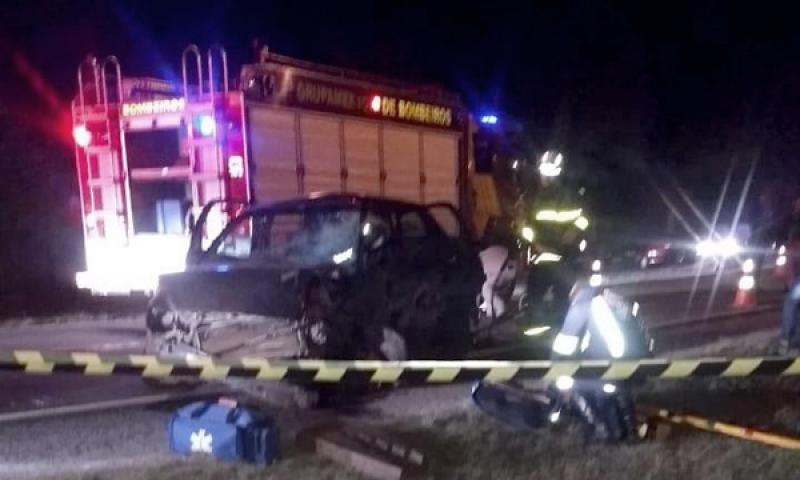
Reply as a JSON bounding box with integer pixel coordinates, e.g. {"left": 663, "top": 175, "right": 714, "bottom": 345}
{"left": 145, "top": 194, "right": 484, "bottom": 364}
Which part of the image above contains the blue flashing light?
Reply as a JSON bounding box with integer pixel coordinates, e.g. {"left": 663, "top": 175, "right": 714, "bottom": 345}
{"left": 480, "top": 114, "right": 498, "bottom": 125}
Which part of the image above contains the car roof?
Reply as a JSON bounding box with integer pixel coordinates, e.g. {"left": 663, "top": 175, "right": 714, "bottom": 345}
{"left": 244, "top": 193, "right": 427, "bottom": 215}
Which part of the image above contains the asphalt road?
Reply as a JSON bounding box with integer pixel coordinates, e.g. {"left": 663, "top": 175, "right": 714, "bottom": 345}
{"left": 0, "top": 263, "right": 790, "bottom": 478}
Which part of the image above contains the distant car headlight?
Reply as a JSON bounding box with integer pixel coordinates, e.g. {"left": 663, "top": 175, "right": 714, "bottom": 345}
{"left": 696, "top": 237, "right": 741, "bottom": 258}
{"left": 719, "top": 237, "right": 742, "bottom": 257}
{"left": 647, "top": 249, "right": 659, "bottom": 258}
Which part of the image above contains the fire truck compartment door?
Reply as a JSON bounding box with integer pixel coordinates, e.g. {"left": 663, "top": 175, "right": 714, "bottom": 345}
{"left": 382, "top": 126, "right": 421, "bottom": 203}
{"left": 300, "top": 114, "right": 342, "bottom": 194}
{"left": 421, "top": 131, "right": 458, "bottom": 205}
{"left": 249, "top": 108, "right": 300, "bottom": 202}
{"left": 343, "top": 120, "right": 381, "bottom": 196}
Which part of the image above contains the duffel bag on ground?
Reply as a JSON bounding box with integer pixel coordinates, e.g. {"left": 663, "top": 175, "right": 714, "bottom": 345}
{"left": 168, "top": 400, "right": 279, "bottom": 464}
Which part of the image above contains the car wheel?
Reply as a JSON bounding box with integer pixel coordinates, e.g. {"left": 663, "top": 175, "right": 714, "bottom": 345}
{"left": 141, "top": 334, "right": 202, "bottom": 391}
{"left": 142, "top": 297, "right": 202, "bottom": 390}
{"left": 437, "top": 295, "right": 476, "bottom": 358}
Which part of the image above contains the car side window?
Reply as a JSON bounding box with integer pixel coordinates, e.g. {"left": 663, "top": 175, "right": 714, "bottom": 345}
{"left": 362, "top": 210, "right": 393, "bottom": 251}
{"left": 215, "top": 214, "right": 254, "bottom": 259}
{"left": 427, "top": 205, "right": 462, "bottom": 238}
{"left": 399, "top": 210, "right": 428, "bottom": 238}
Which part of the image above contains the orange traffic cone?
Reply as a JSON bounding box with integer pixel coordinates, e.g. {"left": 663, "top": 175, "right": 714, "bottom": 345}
{"left": 733, "top": 258, "right": 756, "bottom": 308}
{"left": 775, "top": 245, "right": 788, "bottom": 279}
{"left": 733, "top": 283, "right": 755, "bottom": 308}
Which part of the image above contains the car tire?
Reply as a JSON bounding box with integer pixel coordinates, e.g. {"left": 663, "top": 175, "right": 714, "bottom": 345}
{"left": 437, "top": 296, "right": 476, "bottom": 359}
{"left": 141, "top": 334, "right": 202, "bottom": 391}
{"left": 142, "top": 299, "right": 202, "bottom": 391}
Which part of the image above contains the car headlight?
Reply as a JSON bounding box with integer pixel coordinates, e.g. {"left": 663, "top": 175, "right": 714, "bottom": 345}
{"left": 696, "top": 237, "right": 741, "bottom": 258}
{"left": 719, "top": 237, "right": 741, "bottom": 257}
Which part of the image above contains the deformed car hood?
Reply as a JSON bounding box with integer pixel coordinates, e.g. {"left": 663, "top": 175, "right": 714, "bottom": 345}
{"left": 156, "top": 262, "right": 316, "bottom": 318}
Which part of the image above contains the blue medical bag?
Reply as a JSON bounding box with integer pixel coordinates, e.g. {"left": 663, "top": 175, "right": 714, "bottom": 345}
{"left": 168, "top": 400, "right": 279, "bottom": 464}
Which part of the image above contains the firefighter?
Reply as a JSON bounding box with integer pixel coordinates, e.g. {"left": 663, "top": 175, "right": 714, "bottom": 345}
{"left": 472, "top": 282, "right": 649, "bottom": 442}
{"left": 550, "top": 284, "right": 642, "bottom": 442}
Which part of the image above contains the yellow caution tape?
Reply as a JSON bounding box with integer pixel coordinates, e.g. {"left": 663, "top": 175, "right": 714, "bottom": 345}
{"left": 1, "top": 351, "right": 800, "bottom": 384}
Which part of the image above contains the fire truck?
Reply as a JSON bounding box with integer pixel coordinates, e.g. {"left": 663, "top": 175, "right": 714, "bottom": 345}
{"left": 72, "top": 45, "right": 484, "bottom": 295}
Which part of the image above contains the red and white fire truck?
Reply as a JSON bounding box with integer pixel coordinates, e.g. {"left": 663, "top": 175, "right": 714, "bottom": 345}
{"left": 72, "top": 45, "right": 478, "bottom": 295}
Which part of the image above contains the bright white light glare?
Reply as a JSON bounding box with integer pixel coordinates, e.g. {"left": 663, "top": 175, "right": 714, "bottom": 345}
{"left": 603, "top": 383, "right": 617, "bottom": 394}
{"left": 719, "top": 237, "right": 742, "bottom": 257}
{"left": 370, "top": 95, "right": 382, "bottom": 113}
{"left": 535, "top": 209, "right": 582, "bottom": 223}
{"left": 580, "top": 330, "right": 591, "bottom": 352}
{"left": 555, "top": 375, "right": 574, "bottom": 391}
{"left": 632, "top": 301, "right": 640, "bottom": 317}
{"left": 362, "top": 222, "right": 372, "bottom": 236}
{"left": 574, "top": 216, "right": 589, "bottom": 231}
{"left": 539, "top": 163, "right": 562, "bottom": 177}
{"left": 512, "top": 159, "right": 519, "bottom": 170}
{"left": 592, "top": 259, "right": 602, "bottom": 272}
{"left": 742, "top": 258, "right": 755, "bottom": 274}
{"left": 227, "top": 155, "right": 244, "bottom": 178}
{"left": 738, "top": 274, "right": 755, "bottom": 291}
{"left": 579, "top": 239, "right": 587, "bottom": 252}
{"left": 695, "top": 239, "right": 714, "bottom": 257}
{"left": 535, "top": 252, "right": 562, "bottom": 264}
{"left": 549, "top": 410, "right": 561, "bottom": 423}
{"left": 539, "top": 151, "right": 563, "bottom": 177}
{"left": 332, "top": 247, "right": 354, "bottom": 264}
{"left": 73, "top": 125, "right": 91, "bottom": 147}
{"left": 779, "top": 245, "right": 787, "bottom": 255}
{"left": 552, "top": 333, "right": 578, "bottom": 356}
{"left": 198, "top": 115, "right": 215, "bottom": 136}
{"left": 480, "top": 115, "right": 498, "bottom": 124}
{"left": 536, "top": 210, "right": 558, "bottom": 221}
{"left": 647, "top": 249, "right": 658, "bottom": 258}
{"left": 523, "top": 325, "right": 551, "bottom": 337}
{"left": 77, "top": 235, "right": 188, "bottom": 295}
{"left": 777, "top": 255, "right": 787, "bottom": 267}
{"left": 589, "top": 295, "right": 626, "bottom": 358}
{"left": 520, "top": 226, "right": 535, "bottom": 243}
{"left": 589, "top": 274, "right": 603, "bottom": 287}
{"left": 696, "top": 237, "right": 741, "bottom": 258}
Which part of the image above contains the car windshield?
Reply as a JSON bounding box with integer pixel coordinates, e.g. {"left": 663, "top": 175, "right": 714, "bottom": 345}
{"left": 211, "top": 206, "right": 360, "bottom": 267}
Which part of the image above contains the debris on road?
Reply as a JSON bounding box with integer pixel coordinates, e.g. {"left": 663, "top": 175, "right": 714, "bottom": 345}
{"left": 641, "top": 404, "right": 800, "bottom": 450}
{"left": 315, "top": 432, "right": 405, "bottom": 480}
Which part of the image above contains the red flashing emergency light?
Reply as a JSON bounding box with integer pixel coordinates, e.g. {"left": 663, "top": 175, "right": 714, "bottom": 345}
{"left": 370, "top": 95, "right": 382, "bottom": 113}
{"left": 73, "top": 125, "right": 92, "bottom": 148}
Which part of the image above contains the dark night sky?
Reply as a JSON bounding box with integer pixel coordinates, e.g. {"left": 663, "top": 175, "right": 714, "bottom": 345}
{"left": 2, "top": 2, "right": 799, "bottom": 141}
{"left": 1, "top": 1, "right": 800, "bottom": 289}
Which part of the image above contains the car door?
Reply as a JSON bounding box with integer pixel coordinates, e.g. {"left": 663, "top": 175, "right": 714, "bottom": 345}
{"left": 159, "top": 210, "right": 303, "bottom": 318}
{"left": 422, "top": 204, "right": 484, "bottom": 299}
